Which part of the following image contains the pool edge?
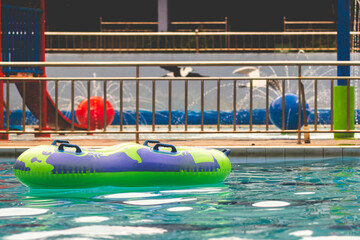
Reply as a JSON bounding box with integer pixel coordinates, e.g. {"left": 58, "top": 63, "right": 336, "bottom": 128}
{"left": 1, "top": 146, "right": 359, "bottom": 163}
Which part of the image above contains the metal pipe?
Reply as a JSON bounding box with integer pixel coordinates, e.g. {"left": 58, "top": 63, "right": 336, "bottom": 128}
{"left": 169, "top": 79, "right": 172, "bottom": 131}
{"left": 136, "top": 66, "right": 140, "bottom": 143}
{"left": 22, "top": 81, "right": 26, "bottom": 132}
{"left": 3, "top": 60, "right": 360, "bottom": 67}
{"left": 249, "top": 79, "right": 253, "bottom": 131}
{"left": 347, "top": 79, "right": 350, "bottom": 130}
{"left": 87, "top": 80, "right": 91, "bottom": 131}
{"left": 46, "top": 31, "right": 340, "bottom": 36}
{"left": 282, "top": 79, "right": 285, "bottom": 131}
{"left": 297, "top": 76, "right": 302, "bottom": 144}
{"left": 152, "top": 79, "right": 156, "bottom": 131}
{"left": 6, "top": 80, "right": 9, "bottom": 132}
{"left": 185, "top": 79, "right": 188, "bottom": 131}
{"left": 104, "top": 80, "right": 107, "bottom": 131}
{"left": 71, "top": 80, "right": 74, "bottom": 131}
{"left": 217, "top": 79, "right": 220, "bottom": 131}
{"left": 233, "top": 79, "right": 237, "bottom": 131}
{"left": 55, "top": 80, "right": 58, "bottom": 131}
{"left": 4, "top": 129, "right": 360, "bottom": 135}
{"left": 39, "top": 79, "right": 42, "bottom": 131}
{"left": 314, "top": 79, "right": 318, "bottom": 130}
{"left": 331, "top": 79, "right": 334, "bottom": 130}
{"left": 201, "top": 79, "right": 204, "bottom": 131}
{"left": 0, "top": 76, "right": 357, "bottom": 81}
{"left": 266, "top": 79, "right": 269, "bottom": 131}
{"left": 120, "top": 80, "right": 123, "bottom": 131}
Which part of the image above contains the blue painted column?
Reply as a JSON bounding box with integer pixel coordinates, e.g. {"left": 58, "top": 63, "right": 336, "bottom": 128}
{"left": 334, "top": 0, "right": 354, "bottom": 139}
{"left": 337, "top": 0, "right": 350, "bottom": 84}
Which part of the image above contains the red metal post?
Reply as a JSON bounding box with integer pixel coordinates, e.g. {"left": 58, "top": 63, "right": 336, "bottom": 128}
{"left": 36, "top": 0, "right": 50, "bottom": 137}
{"left": 0, "top": 0, "right": 8, "bottom": 140}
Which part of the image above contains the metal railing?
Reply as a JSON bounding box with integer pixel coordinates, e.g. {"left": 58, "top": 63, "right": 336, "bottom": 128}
{"left": 45, "top": 31, "right": 340, "bottom": 53}
{"left": 0, "top": 61, "right": 358, "bottom": 143}
{"left": 283, "top": 17, "right": 336, "bottom": 32}
{"left": 99, "top": 17, "right": 229, "bottom": 32}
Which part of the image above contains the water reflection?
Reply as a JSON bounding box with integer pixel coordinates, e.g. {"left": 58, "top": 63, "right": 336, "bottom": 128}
{"left": 4, "top": 158, "right": 360, "bottom": 239}
{"left": 0, "top": 207, "right": 49, "bottom": 217}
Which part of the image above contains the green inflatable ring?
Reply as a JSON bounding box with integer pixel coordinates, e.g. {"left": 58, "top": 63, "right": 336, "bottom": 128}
{"left": 13, "top": 140, "right": 231, "bottom": 189}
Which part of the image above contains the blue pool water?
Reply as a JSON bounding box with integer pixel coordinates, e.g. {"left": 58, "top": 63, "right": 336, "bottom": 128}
{"left": 2, "top": 157, "right": 360, "bottom": 239}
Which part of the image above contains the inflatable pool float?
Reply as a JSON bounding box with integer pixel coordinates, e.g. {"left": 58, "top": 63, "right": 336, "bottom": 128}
{"left": 13, "top": 140, "right": 231, "bottom": 189}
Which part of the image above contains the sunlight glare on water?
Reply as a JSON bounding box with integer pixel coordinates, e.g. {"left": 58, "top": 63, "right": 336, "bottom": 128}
{"left": 2, "top": 158, "right": 360, "bottom": 239}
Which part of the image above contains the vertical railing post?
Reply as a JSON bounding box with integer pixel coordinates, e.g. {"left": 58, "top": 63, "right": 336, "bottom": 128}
{"left": 314, "top": 79, "right": 318, "bottom": 131}
{"left": 233, "top": 79, "right": 237, "bottom": 131}
{"left": 135, "top": 65, "right": 140, "bottom": 143}
{"left": 22, "top": 81, "right": 26, "bottom": 132}
{"left": 297, "top": 69, "right": 302, "bottom": 144}
{"left": 249, "top": 78, "right": 253, "bottom": 131}
{"left": 36, "top": 0, "right": 50, "bottom": 137}
{"left": 0, "top": 78, "right": 6, "bottom": 140}
{"left": 184, "top": 79, "right": 188, "bottom": 131}
{"left": 71, "top": 80, "right": 74, "bottom": 131}
{"left": 152, "top": 79, "right": 155, "bottom": 132}
{"left": 265, "top": 79, "right": 269, "bottom": 131}
{"left": 119, "top": 79, "right": 123, "bottom": 132}
{"left": 217, "top": 78, "right": 220, "bottom": 132}
{"left": 87, "top": 80, "right": 91, "bottom": 131}
{"left": 195, "top": 29, "right": 199, "bottom": 53}
{"left": 201, "top": 79, "right": 204, "bottom": 131}
{"left": 298, "top": 65, "right": 310, "bottom": 143}
{"left": 5, "top": 79, "right": 8, "bottom": 132}
{"left": 0, "top": 0, "right": 8, "bottom": 140}
{"left": 168, "top": 79, "right": 172, "bottom": 131}
{"left": 281, "top": 79, "right": 285, "bottom": 131}
{"left": 103, "top": 79, "right": 107, "bottom": 131}
{"left": 55, "top": 80, "right": 58, "bottom": 131}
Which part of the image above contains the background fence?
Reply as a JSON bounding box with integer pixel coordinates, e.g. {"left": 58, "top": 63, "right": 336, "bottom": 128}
{"left": 0, "top": 61, "right": 359, "bottom": 143}
{"left": 44, "top": 31, "right": 343, "bottom": 53}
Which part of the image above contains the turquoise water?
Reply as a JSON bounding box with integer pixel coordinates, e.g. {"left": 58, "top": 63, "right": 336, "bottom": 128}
{"left": 2, "top": 158, "right": 360, "bottom": 239}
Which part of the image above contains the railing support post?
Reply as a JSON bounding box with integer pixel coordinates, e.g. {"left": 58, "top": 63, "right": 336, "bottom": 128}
{"left": 0, "top": 0, "right": 8, "bottom": 140}
{"left": 298, "top": 65, "right": 310, "bottom": 144}
{"left": 35, "top": 0, "right": 50, "bottom": 138}
{"left": 0, "top": 79, "right": 7, "bottom": 140}
{"left": 195, "top": 29, "right": 199, "bottom": 53}
{"left": 136, "top": 65, "right": 140, "bottom": 143}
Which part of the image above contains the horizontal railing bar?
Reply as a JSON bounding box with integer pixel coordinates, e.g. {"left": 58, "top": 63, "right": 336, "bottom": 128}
{"left": 101, "top": 21, "right": 158, "bottom": 25}
{"left": 100, "top": 21, "right": 227, "bottom": 25}
{"left": 2, "top": 61, "right": 360, "bottom": 67}
{"left": 3, "top": 130, "right": 360, "bottom": 134}
{"left": 171, "top": 21, "right": 227, "bottom": 24}
{"left": 45, "top": 47, "right": 338, "bottom": 51}
{"left": 284, "top": 21, "right": 335, "bottom": 24}
{"left": 45, "top": 49, "right": 338, "bottom": 53}
{"left": 45, "top": 31, "right": 343, "bottom": 36}
{"left": 2, "top": 76, "right": 360, "bottom": 81}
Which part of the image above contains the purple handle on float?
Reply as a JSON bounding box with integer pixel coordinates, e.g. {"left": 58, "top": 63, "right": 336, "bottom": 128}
{"left": 153, "top": 143, "right": 177, "bottom": 153}
{"left": 58, "top": 143, "right": 82, "bottom": 154}
{"left": 51, "top": 140, "right": 69, "bottom": 146}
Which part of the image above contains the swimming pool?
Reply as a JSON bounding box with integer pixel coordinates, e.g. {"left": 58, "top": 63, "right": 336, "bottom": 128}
{"left": 2, "top": 157, "right": 360, "bottom": 239}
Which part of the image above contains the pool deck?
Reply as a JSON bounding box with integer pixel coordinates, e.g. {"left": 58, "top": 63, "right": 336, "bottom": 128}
{"left": 0, "top": 138, "right": 358, "bottom": 148}
{"left": 1, "top": 137, "right": 359, "bottom": 162}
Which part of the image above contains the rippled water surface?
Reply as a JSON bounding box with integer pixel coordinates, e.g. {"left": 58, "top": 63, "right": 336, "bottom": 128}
{"left": 2, "top": 158, "right": 360, "bottom": 239}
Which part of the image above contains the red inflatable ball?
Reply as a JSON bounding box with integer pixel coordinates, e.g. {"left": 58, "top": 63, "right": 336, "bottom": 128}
{"left": 75, "top": 96, "right": 115, "bottom": 130}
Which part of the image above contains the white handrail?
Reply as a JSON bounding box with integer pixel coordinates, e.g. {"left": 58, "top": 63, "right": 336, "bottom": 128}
{"left": 45, "top": 31, "right": 339, "bottom": 36}
{"left": 0, "top": 61, "right": 359, "bottom": 67}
